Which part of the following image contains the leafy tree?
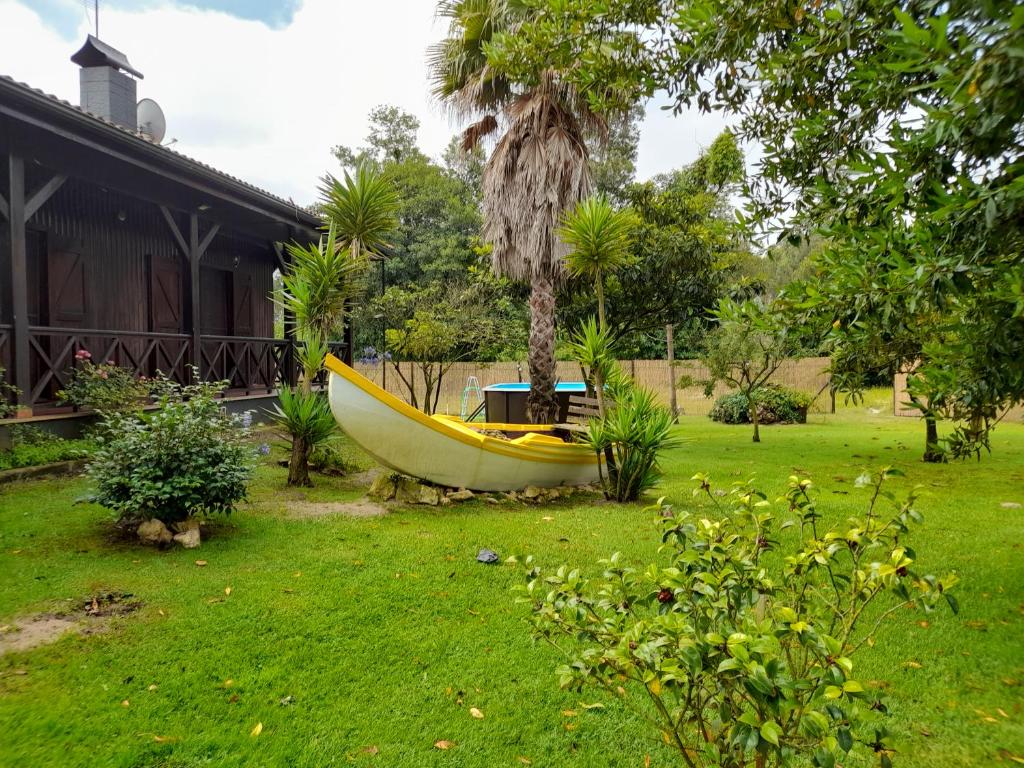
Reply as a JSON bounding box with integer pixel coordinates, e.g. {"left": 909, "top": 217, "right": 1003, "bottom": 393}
{"left": 332, "top": 105, "right": 425, "bottom": 168}
{"left": 589, "top": 104, "right": 643, "bottom": 201}
{"left": 702, "top": 299, "right": 802, "bottom": 443}
{"left": 429, "top": 0, "right": 601, "bottom": 424}
{"left": 370, "top": 274, "right": 526, "bottom": 414}
{"left": 559, "top": 195, "right": 637, "bottom": 332}
{"left": 559, "top": 131, "right": 748, "bottom": 357}
{"left": 490, "top": 0, "right": 1024, "bottom": 458}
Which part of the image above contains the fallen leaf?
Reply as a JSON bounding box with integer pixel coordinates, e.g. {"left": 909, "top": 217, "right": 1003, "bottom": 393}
{"left": 223, "top": 679, "right": 234, "bottom": 688}
{"left": 293, "top": 571, "right": 302, "bottom": 578}
{"left": 517, "top": 757, "right": 532, "bottom": 765}
{"left": 541, "top": 516, "right": 554, "bottom": 521}
{"left": 470, "top": 707, "right": 484, "bottom": 719}
{"left": 645, "top": 756, "right": 651, "bottom": 768}
{"left": 917, "top": 620, "right": 929, "bottom": 629}
{"left": 902, "top": 661, "right": 923, "bottom": 669}
{"left": 121, "top": 699, "right": 130, "bottom": 707}
{"left": 157, "top": 609, "right": 165, "bottom": 617}
{"left": 562, "top": 710, "right": 578, "bottom": 717}
{"left": 580, "top": 702, "right": 605, "bottom": 710}
{"left": 228, "top": 694, "right": 239, "bottom": 703}
{"left": 147, "top": 684, "right": 158, "bottom": 691}
{"left": 195, "top": 560, "right": 207, "bottom": 567}
{"left": 224, "top": 587, "right": 232, "bottom": 596}
{"left": 360, "top": 745, "right": 379, "bottom": 756}
{"left": 563, "top": 723, "right": 576, "bottom": 731}
{"left": 152, "top": 735, "right": 176, "bottom": 743}
{"left": 434, "top": 740, "right": 455, "bottom": 750}
{"left": 467, "top": 609, "right": 479, "bottom": 616}
{"left": 998, "top": 708, "right": 1010, "bottom": 719}
{"left": 250, "top": 722, "right": 263, "bottom": 737}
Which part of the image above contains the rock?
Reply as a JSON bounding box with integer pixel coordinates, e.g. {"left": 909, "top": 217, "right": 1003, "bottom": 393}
{"left": 1001, "top": 502, "right": 1022, "bottom": 509}
{"left": 418, "top": 485, "right": 442, "bottom": 506}
{"left": 439, "top": 495, "right": 452, "bottom": 506}
{"left": 395, "top": 477, "right": 425, "bottom": 504}
{"left": 448, "top": 489, "right": 475, "bottom": 502}
{"left": 502, "top": 492, "right": 519, "bottom": 502}
{"left": 172, "top": 518, "right": 200, "bottom": 535}
{"left": 544, "top": 488, "right": 561, "bottom": 501}
{"left": 522, "top": 486, "right": 542, "bottom": 500}
{"left": 481, "top": 495, "right": 499, "bottom": 505}
{"left": 172, "top": 527, "right": 201, "bottom": 549}
{"left": 368, "top": 474, "right": 398, "bottom": 502}
{"left": 137, "top": 519, "right": 172, "bottom": 546}
{"left": 476, "top": 548, "right": 500, "bottom": 564}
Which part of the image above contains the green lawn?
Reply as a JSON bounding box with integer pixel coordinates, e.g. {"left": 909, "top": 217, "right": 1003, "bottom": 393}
{"left": 0, "top": 407, "right": 1022, "bottom": 767}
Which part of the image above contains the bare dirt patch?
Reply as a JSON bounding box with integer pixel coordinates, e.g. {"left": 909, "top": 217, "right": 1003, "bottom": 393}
{"left": 0, "top": 592, "right": 142, "bottom": 656}
{"left": 286, "top": 500, "right": 389, "bottom": 520}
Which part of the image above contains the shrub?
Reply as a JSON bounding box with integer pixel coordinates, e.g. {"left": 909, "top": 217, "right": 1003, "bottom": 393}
{"left": 0, "top": 426, "right": 92, "bottom": 470}
{"left": 58, "top": 351, "right": 150, "bottom": 414}
{"left": 710, "top": 384, "right": 812, "bottom": 425}
{"left": 86, "top": 378, "right": 254, "bottom": 526}
{"left": 521, "top": 469, "right": 958, "bottom": 768}
{"left": 0, "top": 365, "right": 18, "bottom": 417}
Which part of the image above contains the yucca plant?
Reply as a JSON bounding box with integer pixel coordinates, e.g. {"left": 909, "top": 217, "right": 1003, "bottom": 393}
{"left": 274, "top": 164, "right": 397, "bottom": 486}
{"left": 559, "top": 195, "right": 637, "bottom": 332}
{"left": 584, "top": 385, "right": 680, "bottom": 502}
{"left": 272, "top": 386, "right": 337, "bottom": 487}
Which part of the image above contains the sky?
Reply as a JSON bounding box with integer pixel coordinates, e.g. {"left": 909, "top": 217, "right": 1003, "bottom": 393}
{"left": 0, "top": 0, "right": 736, "bottom": 205}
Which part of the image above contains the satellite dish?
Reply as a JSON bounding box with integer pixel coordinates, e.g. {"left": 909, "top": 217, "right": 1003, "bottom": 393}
{"left": 137, "top": 98, "right": 166, "bottom": 143}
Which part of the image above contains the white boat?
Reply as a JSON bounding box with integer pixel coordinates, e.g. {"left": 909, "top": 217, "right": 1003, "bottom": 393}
{"left": 325, "top": 354, "right": 602, "bottom": 491}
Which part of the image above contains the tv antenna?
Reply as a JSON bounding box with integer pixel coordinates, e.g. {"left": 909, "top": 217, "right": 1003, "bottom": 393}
{"left": 84, "top": 0, "right": 100, "bottom": 38}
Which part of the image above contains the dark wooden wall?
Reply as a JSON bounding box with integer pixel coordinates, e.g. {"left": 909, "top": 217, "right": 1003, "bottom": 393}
{"left": 0, "top": 171, "right": 275, "bottom": 338}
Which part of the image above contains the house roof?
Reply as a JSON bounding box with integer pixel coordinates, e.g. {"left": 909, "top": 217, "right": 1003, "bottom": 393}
{"left": 0, "top": 74, "right": 321, "bottom": 234}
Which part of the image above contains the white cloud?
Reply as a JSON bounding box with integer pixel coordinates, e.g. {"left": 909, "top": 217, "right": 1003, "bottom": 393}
{"left": 0, "top": 0, "right": 747, "bottom": 205}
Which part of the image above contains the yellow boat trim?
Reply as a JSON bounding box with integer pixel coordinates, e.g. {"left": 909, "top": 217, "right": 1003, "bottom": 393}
{"left": 325, "top": 355, "right": 599, "bottom": 466}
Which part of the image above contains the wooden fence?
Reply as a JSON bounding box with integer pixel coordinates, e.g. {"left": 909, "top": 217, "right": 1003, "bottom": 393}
{"left": 893, "top": 371, "right": 1024, "bottom": 422}
{"left": 353, "top": 357, "right": 834, "bottom": 418}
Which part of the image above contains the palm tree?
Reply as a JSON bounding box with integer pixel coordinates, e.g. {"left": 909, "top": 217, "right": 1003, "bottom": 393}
{"left": 559, "top": 195, "right": 637, "bottom": 332}
{"left": 274, "top": 165, "right": 398, "bottom": 486}
{"left": 429, "top": 0, "right": 601, "bottom": 423}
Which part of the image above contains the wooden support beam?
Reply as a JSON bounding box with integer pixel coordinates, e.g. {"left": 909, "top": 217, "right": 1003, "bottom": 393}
{"left": 24, "top": 173, "right": 66, "bottom": 220}
{"left": 188, "top": 213, "right": 202, "bottom": 377}
{"left": 159, "top": 205, "right": 189, "bottom": 259}
{"left": 272, "top": 241, "right": 287, "bottom": 273}
{"left": 197, "top": 223, "right": 220, "bottom": 258}
{"left": 6, "top": 154, "right": 30, "bottom": 410}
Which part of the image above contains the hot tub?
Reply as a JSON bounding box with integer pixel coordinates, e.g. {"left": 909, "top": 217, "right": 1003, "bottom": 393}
{"left": 483, "top": 382, "right": 586, "bottom": 424}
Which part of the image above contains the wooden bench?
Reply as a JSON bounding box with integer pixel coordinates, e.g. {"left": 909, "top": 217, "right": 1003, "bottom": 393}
{"left": 554, "top": 394, "right": 602, "bottom": 435}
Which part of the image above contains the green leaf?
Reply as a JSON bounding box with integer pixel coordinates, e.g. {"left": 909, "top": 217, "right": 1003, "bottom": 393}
{"left": 760, "top": 720, "right": 782, "bottom": 747}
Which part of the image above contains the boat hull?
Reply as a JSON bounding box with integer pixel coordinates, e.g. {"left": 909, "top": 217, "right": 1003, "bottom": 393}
{"left": 325, "top": 355, "right": 601, "bottom": 492}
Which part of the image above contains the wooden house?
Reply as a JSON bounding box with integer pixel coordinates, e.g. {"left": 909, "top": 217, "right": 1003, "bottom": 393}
{"left": 0, "top": 36, "right": 347, "bottom": 417}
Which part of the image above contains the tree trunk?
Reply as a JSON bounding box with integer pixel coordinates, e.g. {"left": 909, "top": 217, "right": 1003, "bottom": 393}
{"left": 923, "top": 415, "right": 943, "bottom": 463}
{"left": 595, "top": 276, "right": 606, "bottom": 333}
{"left": 750, "top": 394, "right": 761, "bottom": 443}
{"left": 526, "top": 274, "right": 560, "bottom": 424}
{"left": 288, "top": 435, "right": 312, "bottom": 486}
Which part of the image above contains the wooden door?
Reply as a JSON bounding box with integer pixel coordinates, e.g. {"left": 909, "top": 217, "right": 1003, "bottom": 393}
{"left": 232, "top": 270, "right": 254, "bottom": 337}
{"left": 200, "top": 267, "right": 233, "bottom": 336}
{"left": 149, "top": 257, "right": 182, "bottom": 334}
{"left": 47, "top": 249, "right": 87, "bottom": 327}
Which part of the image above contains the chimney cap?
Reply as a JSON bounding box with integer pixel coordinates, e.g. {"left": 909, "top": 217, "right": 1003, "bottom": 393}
{"left": 71, "top": 35, "right": 144, "bottom": 80}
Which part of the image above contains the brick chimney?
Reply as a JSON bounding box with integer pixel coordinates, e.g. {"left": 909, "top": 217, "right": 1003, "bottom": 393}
{"left": 70, "top": 35, "right": 144, "bottom": 130}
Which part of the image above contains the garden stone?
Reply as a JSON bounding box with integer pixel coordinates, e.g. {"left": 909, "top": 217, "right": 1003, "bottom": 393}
{"left": 172, "top": 527, "right": 201, "bottom": 549}
{"left": 476, "top": 548, "right": 500, "bottom": 564}
{"left": 137, "top": 519, "right": 172, "bottom": 546}
{"left": 448, "top": 489, "right": 475, "bottom": 502}
{"left": 418, "top": 485, "right": 442, "bottom": 506}
{"left": 172, "top": 518, "right": 200, "bottom": 535}
{"left": 522, "top": 486, "right": 542, "bottom": 500}
{"left": 395, "top": 477, "right": 426, "bottom": 504}
{"left": 368, "top": 474, "right": 398, "bottom": 502}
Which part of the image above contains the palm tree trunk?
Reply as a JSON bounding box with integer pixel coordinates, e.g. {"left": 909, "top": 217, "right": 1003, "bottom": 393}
{"left": 526, "top": 274, "right": 560, "bottom": 424}
{"left": 288, "top": 435, "right": 312, "bottom": 486}
{"left": 595, "top": 276, "right": 606, "bottom": 333}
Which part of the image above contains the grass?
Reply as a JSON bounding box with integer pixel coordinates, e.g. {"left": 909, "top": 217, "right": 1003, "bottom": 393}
{"left": 0, "top": 404, "right": 1022, "bottom": 767}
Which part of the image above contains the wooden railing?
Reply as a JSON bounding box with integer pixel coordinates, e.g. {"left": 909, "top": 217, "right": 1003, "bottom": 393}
{"left": 200, "top": 336, "right": 292, "bottom": 395}
{"left": 27, "top": 327, "right": 192, "bottom": 404}
{"left": 0, "top": 326, "right": 349, "bottom": 409}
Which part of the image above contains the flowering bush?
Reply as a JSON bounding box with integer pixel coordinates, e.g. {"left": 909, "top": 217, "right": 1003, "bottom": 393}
{"left": 520, "top": 470, "right": 958, "bottom": 768}
{"left": 86, "top": 377, "right": 255, "bottom": 526}
{"left": 58, "top": 350, "right": 150, "bottom": 414}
